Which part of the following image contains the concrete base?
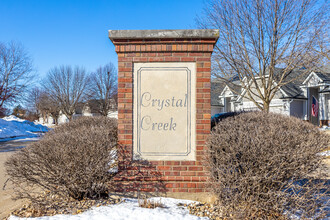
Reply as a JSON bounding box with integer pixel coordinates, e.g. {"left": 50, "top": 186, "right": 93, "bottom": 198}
{"left": 110, "top": 191, "right": 217, "bottom": 203}
{"left": 164, "top": 192, "right": 217, "bottom": 203}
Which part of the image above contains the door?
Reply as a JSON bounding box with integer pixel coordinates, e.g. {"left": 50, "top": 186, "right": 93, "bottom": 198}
{"left": 308, "top": 88, "right": 319, "bottom": 126}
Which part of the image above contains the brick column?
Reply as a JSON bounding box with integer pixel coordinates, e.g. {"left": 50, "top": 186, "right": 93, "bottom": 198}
{"left": 109, "top": 29, "right": 218, "bottom": 198}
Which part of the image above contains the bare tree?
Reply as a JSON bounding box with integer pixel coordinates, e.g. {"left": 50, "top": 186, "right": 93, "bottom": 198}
{"left": 313, "top": 26, "right": 330, "bottom": 64}
{"left": 26, "top": 87, "right": 42, "bottom": 114}
{"left": 42, "top": 94, "right": 60, "bottom": 124}
{"left": 38, "top": 90, "right": 60, "bottom": 124}
{"left": 43, "top": 65, "right": 88, "bottom": 121}
{"left": 198, "top": 0, "right": 328, "bottom": 112}
{"left": 25, "top": 87, "right": 60, "bottom": 124}
{"left": 0, "top": 41, "right": 34, "bottom": 108}
{"left": 90, "top": 62, "right": 117, "bottom": 116}
{"left": 23, "top": 87, "right": 42, "bottom": 121}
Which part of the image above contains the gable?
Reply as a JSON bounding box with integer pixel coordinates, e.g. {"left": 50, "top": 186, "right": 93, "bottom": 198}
{"left": 237, "top": 77, "right": 290, "bottom": 101}
{"left": 302, "top": 72, "right": 323, "bottom": 87}
{"left": 221, "top": 85, "right": 236, "bottom": 97}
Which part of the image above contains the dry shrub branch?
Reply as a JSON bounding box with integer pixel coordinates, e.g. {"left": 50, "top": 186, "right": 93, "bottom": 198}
{"left": 207, "top": 111, "right": 330, "bottom": 219}
{"left": 5, "top": 116, "right": 118, "bottom": 204}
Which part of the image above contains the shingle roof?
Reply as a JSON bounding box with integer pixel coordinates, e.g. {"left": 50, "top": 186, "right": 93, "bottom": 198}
{"left": 227, "top": 80, "right": 241, "bottom": 96}
{"left": 273, "top": 68, "right": 307, "bottom": 99}
{"left": 280, "top": 70, "right": 330, "bottom": 98}
{"left": 320, "top": 86, "right": 330, "bottom": 93}
{"left": 280, "top": 82, "right": 306, "bottom": 99}
{"left": 75, "top": 102, "right": 85, "bottom": 114}
{"left": 211, "top": 79, "right": 225, "bottom": 106}
{"left": 315, "top": 72, "right": 330, "bottom": 82}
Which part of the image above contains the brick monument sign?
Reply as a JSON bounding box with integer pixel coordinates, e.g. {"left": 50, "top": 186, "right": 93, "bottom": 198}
{"left": 109, "top": 29, "right": 219, "bottom": 199}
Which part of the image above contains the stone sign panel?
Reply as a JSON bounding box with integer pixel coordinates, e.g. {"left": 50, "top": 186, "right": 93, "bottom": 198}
{"left": 133, "top": 63, "right": 196, "bottom": 161}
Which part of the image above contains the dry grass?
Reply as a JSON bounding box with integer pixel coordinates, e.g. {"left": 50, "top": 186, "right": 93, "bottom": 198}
{"left": 321, "top": 130, "right": 330, "bottom": 158}
{"left": 138, "top": 198, "right": 165, "bottom": 209}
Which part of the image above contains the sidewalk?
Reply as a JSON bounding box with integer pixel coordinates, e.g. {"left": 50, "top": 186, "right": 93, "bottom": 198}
{"left": 0, "top": 152, "right": 27, "bottom": 219}
{"left": 0, "top": 139, "right": 37, "bottom": 219}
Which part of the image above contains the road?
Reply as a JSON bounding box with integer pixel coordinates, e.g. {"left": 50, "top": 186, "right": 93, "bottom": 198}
{"left": 0, "top": 138, "right": 40, "bottom": 153}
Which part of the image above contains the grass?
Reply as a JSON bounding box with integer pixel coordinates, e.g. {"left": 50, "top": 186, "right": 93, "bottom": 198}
{"left": 138, "top": 198, "right": 165, "bottom": 209}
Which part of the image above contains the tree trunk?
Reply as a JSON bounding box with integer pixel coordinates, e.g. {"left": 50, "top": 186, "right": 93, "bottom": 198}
{"left": 101, "top": 109, "right": 108, "bottom": 117}
{"left": 263, "top": 101, "right": 270, "bottom": 113}
{"left": 67, "top": 114, "right": 73, "bottom": 121}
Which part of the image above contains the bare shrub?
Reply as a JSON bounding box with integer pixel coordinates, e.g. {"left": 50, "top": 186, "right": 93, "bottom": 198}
{"left": 5, "top": 116, "right": 118, "bottom": 203}
{"left": 207, "top": 111, "right": 330, "bottom": 219}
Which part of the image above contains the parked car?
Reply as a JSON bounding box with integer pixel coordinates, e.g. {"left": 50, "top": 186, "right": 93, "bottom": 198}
{"left": 211, "top": 112, "right": 241, "bottom": 129}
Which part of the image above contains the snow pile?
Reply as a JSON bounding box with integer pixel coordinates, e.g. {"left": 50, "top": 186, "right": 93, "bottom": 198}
{"left": 9, "top": 197, "right": 208, "bottom": 220}
{"left": 320, "top": 125, "right": 330, "bottom": 130}
{"left": 0, "top": 115, "right": 49, "bottom": 141}
{"left": 3, "top": 115, "right": 27, "bottom": 122}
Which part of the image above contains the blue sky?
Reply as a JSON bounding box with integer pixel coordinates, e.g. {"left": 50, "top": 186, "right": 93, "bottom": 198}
{"left": 0, "top": 0, "right": 204, "bottom": 81}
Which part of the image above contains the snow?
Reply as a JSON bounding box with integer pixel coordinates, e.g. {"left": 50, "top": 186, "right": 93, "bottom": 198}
{"left": 10, "top": 137, "right": 42, "bottom": 142}
{"left": 9, "top": 197, "right": 207, "bottom": 220}
{"left": 3, "top": 115, "right": 27, "bottom": 122}
{"left": 0, "top": 115, "right": 49, "bottom": 141}
{"left": 319, "top": 150, "right": 330, "bottom": 157}
{"left": 319, "top": 126, "right": 330, "bottom": 130}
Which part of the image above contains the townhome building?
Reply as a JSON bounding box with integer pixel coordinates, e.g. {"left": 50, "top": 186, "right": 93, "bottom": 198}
{"left": 211, "top": 68, "right": 330, "bottom": 126}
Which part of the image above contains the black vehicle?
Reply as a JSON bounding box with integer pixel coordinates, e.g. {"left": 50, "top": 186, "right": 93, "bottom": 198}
{"left": 211, "top": 112, "right": 241, "bottom": 129}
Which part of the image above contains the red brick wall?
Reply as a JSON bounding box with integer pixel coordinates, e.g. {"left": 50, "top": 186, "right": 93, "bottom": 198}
{"left": 112, "top": 38, "right": 217, "bottom": 193}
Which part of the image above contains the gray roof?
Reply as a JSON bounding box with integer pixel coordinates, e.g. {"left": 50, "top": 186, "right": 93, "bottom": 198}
{"left": 75, "top": 102, "right": 84, "bottom": 114}
{"left": 280, "top": 82, "right": 306, "bottom": 99}
{"left": 211, "top": 80, "right": 225, "bottom": 106}
{"left": 274, "top": 68, "right": 307, "bottom": 99}
{"left": 320, "top": 86, "right": 330, "bottom": 93}
{"left": 226, "top": 80, "right": 241, "bottom": 98}
{"left": 278, "top": 70, "right": 330, "bottom": 98}
{"left": 315, "top": 72, "right": 330, "bottom": 82}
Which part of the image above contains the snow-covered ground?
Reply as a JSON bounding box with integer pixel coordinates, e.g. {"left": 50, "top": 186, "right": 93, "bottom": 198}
{"left": 9, "top": 197, "right": 207, "bottom": 220}
{"left": 0, "top": 116, "right": 49, "bottom": 141}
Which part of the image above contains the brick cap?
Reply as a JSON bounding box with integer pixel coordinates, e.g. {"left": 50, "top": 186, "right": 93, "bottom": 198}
{"left": 109, "top": 29, "right": 219, "bottom": 41}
